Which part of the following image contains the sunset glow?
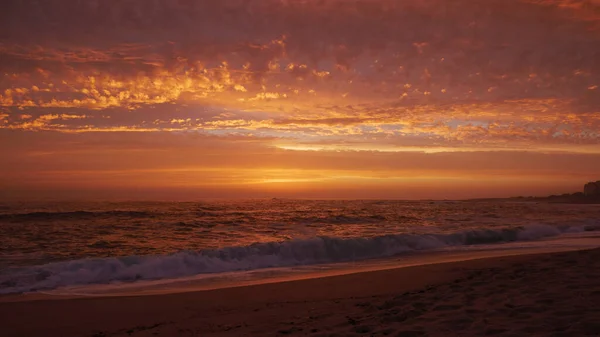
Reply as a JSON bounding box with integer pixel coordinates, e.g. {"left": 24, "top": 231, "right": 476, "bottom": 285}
{"left": 1, "top": 0, "right": 599, "bottom": 200}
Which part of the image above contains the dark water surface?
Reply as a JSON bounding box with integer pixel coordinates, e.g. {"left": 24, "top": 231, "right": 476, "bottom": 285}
{"left": 1, "top": 200, "right": 598, "bottom": 293}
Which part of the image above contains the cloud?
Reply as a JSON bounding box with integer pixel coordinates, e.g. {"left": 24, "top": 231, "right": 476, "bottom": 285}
{"left": 1, "top": 0, "right": 599, "bottom": 198}
{"left": 1, "top": 95, "right": 599, "bottom": 152}
{"left": 1, "top": 1, "right": 598, "bottom": 109}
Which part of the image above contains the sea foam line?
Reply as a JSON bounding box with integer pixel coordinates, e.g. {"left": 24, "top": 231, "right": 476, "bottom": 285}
{"left": 0, "top": 223, "right": 591, "bottom": 294}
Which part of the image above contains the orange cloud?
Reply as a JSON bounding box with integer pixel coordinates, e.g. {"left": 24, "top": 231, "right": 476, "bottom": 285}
{"left": 0, "top": 0, "right": 599, "bottom": 199}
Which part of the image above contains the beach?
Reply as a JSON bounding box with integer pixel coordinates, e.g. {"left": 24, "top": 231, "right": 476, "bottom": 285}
{"left": 2, "top": 246, "right": 600, "bottom": 337}
{"left": 2, "top": 0, "right": 600, "bottom": 335}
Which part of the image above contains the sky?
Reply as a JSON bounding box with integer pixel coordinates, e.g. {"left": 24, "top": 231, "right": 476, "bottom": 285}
{"left": 1, "top": 0, "right": 599, "bottom": 200}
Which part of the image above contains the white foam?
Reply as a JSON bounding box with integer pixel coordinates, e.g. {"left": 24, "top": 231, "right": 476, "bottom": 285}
{"left": 0, "top": 223, "right": 593, "bottom": 294}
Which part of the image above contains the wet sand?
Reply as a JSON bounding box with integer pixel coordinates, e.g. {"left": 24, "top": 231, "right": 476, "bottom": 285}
{"left": 1, "top": 247, "right": 600, "bottom": 337}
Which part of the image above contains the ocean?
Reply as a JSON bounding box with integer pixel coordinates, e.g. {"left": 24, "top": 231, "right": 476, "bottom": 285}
{"left": 1, "top": 200, "right": 599, "bottom": 295}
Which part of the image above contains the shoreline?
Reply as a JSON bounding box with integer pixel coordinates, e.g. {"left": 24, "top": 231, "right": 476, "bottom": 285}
{"left": 3, "top": 232, "right": 600, "bottom": 301}
{"left": 3, "top": 225, "right": 599, "bottom": 296}
{"left": 2, "top": 244, "right": 596, "bottom": 301}
{"left": 1, "top": 247, "right": 600, "bottom": 336}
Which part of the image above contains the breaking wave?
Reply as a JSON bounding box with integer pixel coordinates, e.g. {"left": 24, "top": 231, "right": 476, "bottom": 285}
{"left": 0, "top": 224, "right": 587, "bottom": 294}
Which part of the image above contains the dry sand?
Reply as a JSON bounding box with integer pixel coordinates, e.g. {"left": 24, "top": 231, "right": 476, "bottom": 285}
{"left": 1, "top": 248, "right": 600, "bottom": 337}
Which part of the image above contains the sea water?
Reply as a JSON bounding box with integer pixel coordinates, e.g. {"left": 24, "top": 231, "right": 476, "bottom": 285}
{"left": 1, "top": 200, "right": 599, "bottom": 294}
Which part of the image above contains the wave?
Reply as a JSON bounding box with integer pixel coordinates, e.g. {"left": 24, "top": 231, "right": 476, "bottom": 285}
{"left": 0, "top": 210, "right": 152, "bottom": 221}
{"left": 291, "top": 214, "right": 388, "bottom": 224}
{"left": 0, "top": 224, "right": 587, "bottom": 294}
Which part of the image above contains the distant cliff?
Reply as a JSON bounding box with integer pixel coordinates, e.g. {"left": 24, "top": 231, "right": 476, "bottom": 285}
{"left": 584, "top": 181, "right": 600, "bottom": 197}
{"left": 536, "top": 181, "right": 600, "bottom": 203}
{"left": 496, "top": 181, "right": 600, "bottom": 204}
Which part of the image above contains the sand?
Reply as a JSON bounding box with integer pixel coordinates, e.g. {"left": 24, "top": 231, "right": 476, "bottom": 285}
{"left": 1, "top": 248, "right": 600, "bottom": 337}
